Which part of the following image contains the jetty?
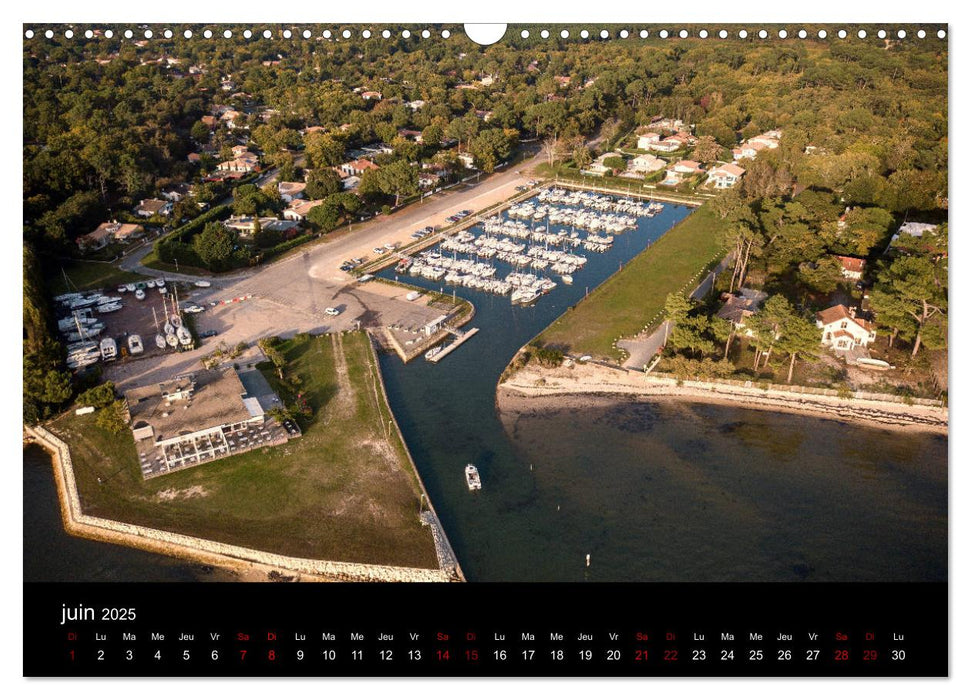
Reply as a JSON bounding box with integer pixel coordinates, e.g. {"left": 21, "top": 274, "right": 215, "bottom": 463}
{"left": 427, "top": 327, "right": 480, "bottom": 363}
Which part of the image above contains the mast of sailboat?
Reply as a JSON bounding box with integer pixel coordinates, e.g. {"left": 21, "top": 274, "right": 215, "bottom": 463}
{"left": 152, "top": 307, "right": 160, "bottom": 332}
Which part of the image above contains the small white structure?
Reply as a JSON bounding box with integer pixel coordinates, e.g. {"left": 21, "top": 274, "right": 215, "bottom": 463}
{"left": 816, "top": 304, "right": 877, "bottom": 350}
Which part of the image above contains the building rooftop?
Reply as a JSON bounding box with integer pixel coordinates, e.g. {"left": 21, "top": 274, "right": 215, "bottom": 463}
{"left": 125, "top": 368, "right": 254, "bottom": 445}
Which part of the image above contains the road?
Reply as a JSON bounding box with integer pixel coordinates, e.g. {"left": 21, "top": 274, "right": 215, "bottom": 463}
{"left": 105, "top": 151, "right": 545, "bottom": 389}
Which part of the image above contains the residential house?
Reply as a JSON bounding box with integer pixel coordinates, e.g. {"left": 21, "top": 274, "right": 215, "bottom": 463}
{"left": 816, "top": 304, "right": 877, "bottom": 350}
{"left": 340, "top": 175, "right": 361, "bottom": 191}
{"left": 225, "top": 216, "right": 301, "bottom": 237}
{"left": 277, "top": 181, "right": 307, "bottom": 202}
{"left": 397, "top": 129, "right": 424, "bottom": 142}
{"left": 134, "top": 198, "right": 174, "bottom": 217}
{"left": 303, "top": 126, "right": 327, "bottom": 134}
{"left": 406, "top": 100, "right": 426, "bottom": 111}
{"left": 161, "top": 184, "right": 190, "bottom": 202}
{"left": 733, "top": 130, "right": 782, "bottom": 161}
{"left": 663, "top": 160, "right": 705, "bottom": 185}
{"left": 715, "top": 288, "right": 768, "bottom": 336}
{"left": 457, "top": 153, "right": 476, "bottom": 170}
{"left": 338, "top": 159, "right": 380, "bottom": 177}
{"left": 216, "top": 149, "right": 259, "bottom": 173}
{"left": 636, "top": 132, "right": 661, "bottom": 150}
{"left": 887, "top": 222, "right": 940, "bottom": 252}
{"left": 649, "top": 117, "right": 686, "bottom": 133}
{"left": 283, "top": 199, "right": 325, "bottom": 221}
{"left": 360, "top": 90, "right": 383, "bottom": 100}
{"left": 419, "top": 172, "right": 441, "bottom": 189}
{"left": 554, "top": 75, "right": 572, "bottom": 87}
{"left": 628, "top": 153, "right": 666, "bottom": 174}
{"left": 706, "top": 163, "right": 746, "bottom": 189}
{"left": 77, "top": 221, "right": 144, "bottom": 252}
{"left": 833, "top": 255, "right": 866, "bottom": 280}
{"left": 201, "top": 115, "right": 219, "bottom": 130}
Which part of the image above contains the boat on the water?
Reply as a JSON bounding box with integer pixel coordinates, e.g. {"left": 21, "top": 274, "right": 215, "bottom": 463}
{"left": 465, "top": 464, "right": 482, "bottom": 491}
{"left": 561, "top": 274, "right": 573, "bottom": 284}
{"left": 425, "top": 345, "right": 442, "bottom": 361}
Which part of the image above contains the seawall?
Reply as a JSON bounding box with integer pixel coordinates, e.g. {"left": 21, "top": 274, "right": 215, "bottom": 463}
{"left": 498, "top": 362, "right": 947, "bottom": 433}
{"left": 26, "top": 425, "right": 452, "bottom": 583}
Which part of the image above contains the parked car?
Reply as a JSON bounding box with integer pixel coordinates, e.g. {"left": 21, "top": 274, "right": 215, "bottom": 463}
{"left": 181, "top": 304, "right": 205, "bottom": 314}
{"left": 200, "top": 330, "right": 218, "bottom": 338}
{"left": 325, "top": 307, "right": 341, "bottom": 316}
{"left": 372, "top": 246, "right": 385, "bottom": 254}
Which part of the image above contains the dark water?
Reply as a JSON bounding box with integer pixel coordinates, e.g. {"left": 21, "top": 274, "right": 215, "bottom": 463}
{"left": 375, "top": 198, "right": 948, "bottom": 582}
{"left": 23, "top": 197, "right": 948, "bottom": 582}
{"left": 502, "top": 398, "right": 947, "bottom": 582}
{"left": 24, "top": 444, "right": 207, "bottom": 582}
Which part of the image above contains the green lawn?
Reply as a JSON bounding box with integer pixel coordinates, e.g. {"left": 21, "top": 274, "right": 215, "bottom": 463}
{"left": 48, "top": 331, "right": 439, "bottom": 570}
{"left": 537, "top": 204, "right": 728, "bottom": 360}
{"left": 50, "top": 260, "right": 149, "bottom": 295}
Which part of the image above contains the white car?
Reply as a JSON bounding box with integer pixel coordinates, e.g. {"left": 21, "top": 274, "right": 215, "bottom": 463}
{"left": 325, "top": 307, "right": 341, "bottom": 316}
{"left": 181, "top": 304, "right": 205, "bottom": 314}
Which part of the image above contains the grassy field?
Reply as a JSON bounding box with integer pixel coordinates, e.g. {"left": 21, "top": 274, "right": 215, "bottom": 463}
{"left": 48, "top": 331, "right": 439, "bottom": 570}
{"left": 50, "top": 260, "right": 148, "bottom": 295}
{"left": 537, "top": 204, "right": 728, "bottom": 360}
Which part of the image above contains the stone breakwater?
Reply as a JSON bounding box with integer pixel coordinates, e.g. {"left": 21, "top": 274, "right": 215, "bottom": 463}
{"left": 498, "top": 363, "right": 947, "bottom": 433}
{"left": 26, "top": 425, "right": 451, "bottom": 583}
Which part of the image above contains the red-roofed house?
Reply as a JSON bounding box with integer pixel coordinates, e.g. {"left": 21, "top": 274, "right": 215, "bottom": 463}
{"left": 338, "top": 159, "right": 380, "bottom": 177}
{"left": 706, "top": 163, "right": 746, "bottom": 189}
{"left": 664, "top": 160, "right": 705, "bottom": 185}
{"left": 816, "top": 304, "right": 876, "bottom": 350}
{"left": 283, "top": 199, "right": 324, "bottom": 221}
{"left": 833, "top": 255, "right": 866, "bottom": 280}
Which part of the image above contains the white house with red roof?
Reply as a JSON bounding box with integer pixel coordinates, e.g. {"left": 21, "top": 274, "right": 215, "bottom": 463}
{"left": 338, "top": 159, "right": 380, "bottom": 177}
{"left": 706, "top": 163, "right": 746, "bottom": 189}
{"left": 816, "top": 304, "right": 877, "bottom": 350}
{"left": 283, "top": 199, "right": 324, "bottom": 221}
{"left": 833, "top": 255, "right": 866, "bottom": 280}
{"left": 664, "top": 160, "right": 705, "bottom": 185}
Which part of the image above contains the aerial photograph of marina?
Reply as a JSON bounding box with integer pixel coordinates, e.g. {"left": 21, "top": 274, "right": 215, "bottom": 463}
{"left": 23, "top": 24, "right": 947, "bottom": 584}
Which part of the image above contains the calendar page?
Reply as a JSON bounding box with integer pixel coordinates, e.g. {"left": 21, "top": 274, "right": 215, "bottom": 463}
{"left": 22, "top": 17, "right": 948, "bottom": 679}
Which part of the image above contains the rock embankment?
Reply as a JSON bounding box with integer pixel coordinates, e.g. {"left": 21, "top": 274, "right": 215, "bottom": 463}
{"left": 26, "top": 425, "right": 451, "bottom": 583}
{"left": 498, "top": 363, "right": 947, "bottom": 433}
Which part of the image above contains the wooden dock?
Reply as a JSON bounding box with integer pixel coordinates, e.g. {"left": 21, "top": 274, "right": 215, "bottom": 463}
{"left": 427, "top": 327, "right": 480, "bottom": 363}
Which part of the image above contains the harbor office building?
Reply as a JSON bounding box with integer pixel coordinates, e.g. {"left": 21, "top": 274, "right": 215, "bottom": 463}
{"left": 124, "top": 368, "right": 297, "bottom": 479}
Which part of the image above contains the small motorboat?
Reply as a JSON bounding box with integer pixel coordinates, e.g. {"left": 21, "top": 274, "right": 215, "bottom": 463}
{"left": 465, "top": 464, "right": 482, "bottom": 491}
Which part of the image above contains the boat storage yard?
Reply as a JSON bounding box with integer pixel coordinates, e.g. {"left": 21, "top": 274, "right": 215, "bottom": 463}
{"left": 54, "top": 279, "right": 198, "bottom": 373}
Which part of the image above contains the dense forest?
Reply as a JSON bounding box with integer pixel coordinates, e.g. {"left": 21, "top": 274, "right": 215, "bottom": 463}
{"left": 23, "top": 25, "right": 948, "bottom": 419}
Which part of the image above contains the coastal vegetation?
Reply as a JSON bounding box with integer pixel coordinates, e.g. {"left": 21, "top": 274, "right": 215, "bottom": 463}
{"left": 47, "top": 331, "right": 439, "bottom": 569}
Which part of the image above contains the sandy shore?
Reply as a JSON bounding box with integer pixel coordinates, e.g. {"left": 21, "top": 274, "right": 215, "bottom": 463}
{"left": 498, "top": 362, "right": 948, "bottom": 434}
